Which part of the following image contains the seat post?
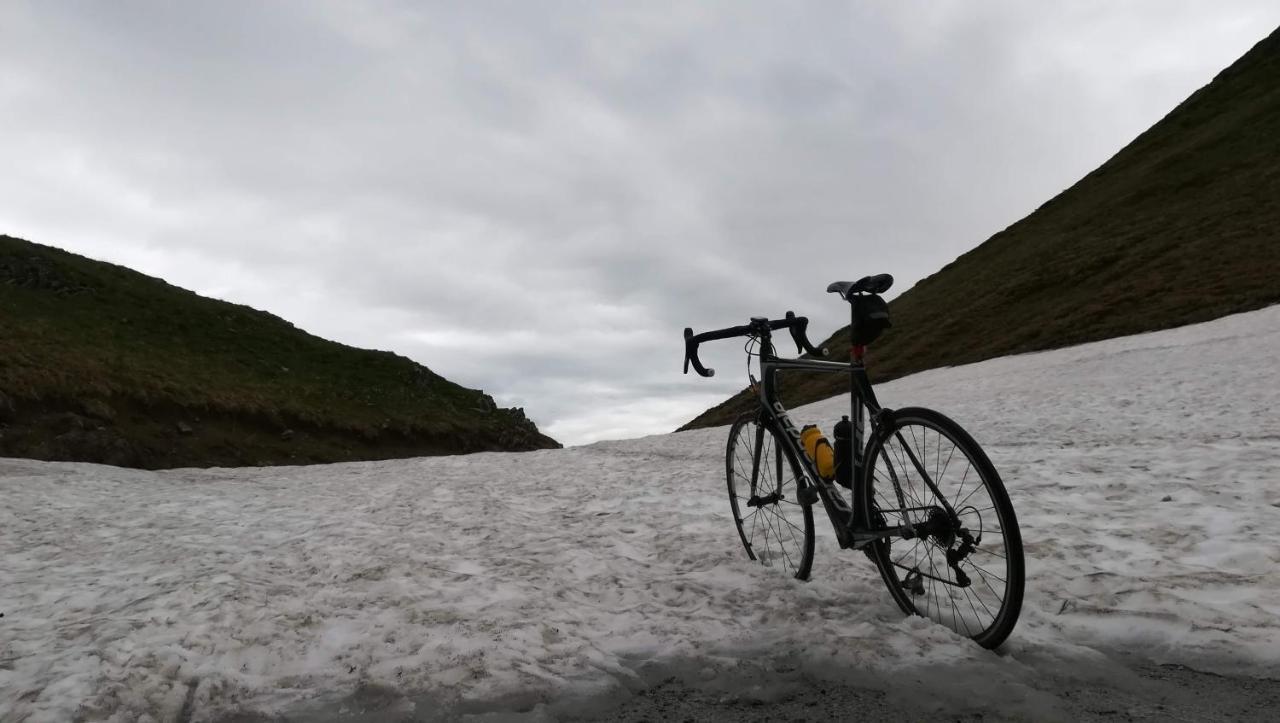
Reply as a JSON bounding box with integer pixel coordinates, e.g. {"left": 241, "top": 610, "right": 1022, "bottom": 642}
{"left": 848, "top": 300, "right": 868, "bottom": 485}
{"left": 851, "top": 301, "right": 858, "bottom": 417}
{"left": 848, "top": 300, "right": 859, "bottom": 359}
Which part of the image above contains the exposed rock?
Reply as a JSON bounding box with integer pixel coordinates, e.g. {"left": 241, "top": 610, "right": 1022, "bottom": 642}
{"left": 81, "top": 399, "right": 117, "bottom": 422}
{"left": 281, "top": 429, "right": 295, "bottom": 441}
{"left": 48, "top": 428, "right": 139, "bottom": 467}
{"left": 0, "top": 255, "right": 93, "bottom": 296}
{"left": 48, "top": 412, "right": 89, "bottom": 435}
{"left": 176, "top": 421, "right": 194, "bottom": 435}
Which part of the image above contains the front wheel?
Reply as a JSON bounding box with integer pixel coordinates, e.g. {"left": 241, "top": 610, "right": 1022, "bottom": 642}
{"left": 857, "top": 407, "right": 1024, "bottom": 648}
{"left": 726, "top": 412, "right": 815, "bottom": 580}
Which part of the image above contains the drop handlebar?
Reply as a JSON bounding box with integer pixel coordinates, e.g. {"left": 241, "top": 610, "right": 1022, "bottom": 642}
{"left": 683, "top": 312, "right": 827, "bottom": 377}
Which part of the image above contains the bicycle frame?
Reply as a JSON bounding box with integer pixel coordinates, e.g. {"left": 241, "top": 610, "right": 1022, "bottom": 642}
{"left": 749, "top": 330, "right": 920, "bottom": 550}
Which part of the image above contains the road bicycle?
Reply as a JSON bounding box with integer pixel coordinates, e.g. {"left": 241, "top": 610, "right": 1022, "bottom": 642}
{"left": 683, "top": 274, "right": 1024, "bottom": 648}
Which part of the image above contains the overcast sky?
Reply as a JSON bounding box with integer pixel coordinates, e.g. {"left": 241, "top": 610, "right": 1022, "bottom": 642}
{"left": 2, "top": 2, "right": 1277, "bottom": 445}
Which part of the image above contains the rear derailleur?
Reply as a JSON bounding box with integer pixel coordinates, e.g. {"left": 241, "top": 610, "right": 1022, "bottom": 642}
{"left": 910, "top": 507, "right": 981, "bottom": 589}
{"left": 945, "top": 530, "right": 978, "bottom": 588}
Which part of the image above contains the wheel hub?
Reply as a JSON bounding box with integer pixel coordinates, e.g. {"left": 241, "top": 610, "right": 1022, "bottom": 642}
{"left": 747, "top": 491, "right": 782, "bottom": 507}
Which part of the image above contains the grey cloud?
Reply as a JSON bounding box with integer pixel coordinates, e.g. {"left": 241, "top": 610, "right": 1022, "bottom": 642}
{"left": 3, "top": 1, "right": 1277, "bottom": 443}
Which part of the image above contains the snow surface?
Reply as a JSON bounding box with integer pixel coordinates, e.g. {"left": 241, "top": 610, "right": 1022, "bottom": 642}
{"left": 3, "top": 305, "right": 1279, "bottom": 721}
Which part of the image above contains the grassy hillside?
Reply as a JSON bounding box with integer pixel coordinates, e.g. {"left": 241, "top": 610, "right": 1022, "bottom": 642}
{"left": 0, "top": 235, "right": 559, "bottom": 468}
{"left": 682, "top": 26, "right": 1280, "bottom": 431}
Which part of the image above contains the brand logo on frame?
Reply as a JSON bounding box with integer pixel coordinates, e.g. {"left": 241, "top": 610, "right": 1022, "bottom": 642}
{"left": 772, "top": 401, "right": 802, "bottom": 440}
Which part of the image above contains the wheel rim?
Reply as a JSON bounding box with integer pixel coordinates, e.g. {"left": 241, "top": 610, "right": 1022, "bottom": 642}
{"left": 727, "top": 418, "right": 810, "bottom": 578}
{"left": 867, "top": 419, "right": 1014, "bottom": 641}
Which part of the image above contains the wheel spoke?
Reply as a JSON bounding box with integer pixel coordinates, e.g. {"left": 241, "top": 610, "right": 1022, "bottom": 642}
{"left": 761, "top": 507, "right": 778, "bottom": 565}
{"left": 893, "top": 536, "right": 923, "bottom": 568}
{"left": 969, "top": 545, "right": 1006, "bottom": 560}
{"left": 961, "top": 586, "right": 984, "bottom": 635}
{"left": 767, "top": 508, "right": 794, "bottom": 571}
{"left": 955, "top": 465, "right": 990, "bottom": 511}
{"left": 970, "top": 580, "right": 997, "bottom": 619}
{"left": 771, "top": 510, "right": 800, "bottom": 571}
{"left": 939, "top": 434, "right": 951, "bottom": 503}
{"left": 965, "top": 558, "right": 1008, "bottom": 585}
{"left": 773, "top": 512, "right": 807, "bottom": 536}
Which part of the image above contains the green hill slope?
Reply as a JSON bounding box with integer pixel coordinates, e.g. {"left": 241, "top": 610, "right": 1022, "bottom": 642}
{"left": 682, "top": 26, "right": 1280, "bottom": 431}
{"left": 0, "top": 235, "right": 559, "bottom": 468}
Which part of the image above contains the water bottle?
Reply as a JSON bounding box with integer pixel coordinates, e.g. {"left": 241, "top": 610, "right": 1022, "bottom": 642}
{"left": 800, "top": 424, "right": 835, "bottom": 481}
{"left": 833, "top": 416, "right": 852, "bottom": 489}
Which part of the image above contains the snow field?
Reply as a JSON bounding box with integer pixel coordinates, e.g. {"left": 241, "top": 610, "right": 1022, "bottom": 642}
{"left": 2, "top": 304, "right": 1278, "bottom": 721}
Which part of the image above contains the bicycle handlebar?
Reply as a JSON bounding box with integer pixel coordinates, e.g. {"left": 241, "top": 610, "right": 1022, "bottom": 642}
{"left": 683, "top": 312, "right": 828, "bottom": 377}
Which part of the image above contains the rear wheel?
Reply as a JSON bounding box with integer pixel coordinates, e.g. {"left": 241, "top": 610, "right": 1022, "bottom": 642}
{"left": 857, "top": 407, "right": 1024, "bottom": 648}
{"left": 726, "top": 412, "right": 815, "bottom": 580}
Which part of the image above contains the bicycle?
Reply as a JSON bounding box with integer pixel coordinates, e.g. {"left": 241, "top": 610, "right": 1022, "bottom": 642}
{"left": 682, "top": 274, "right": 1024, "bottom": 649}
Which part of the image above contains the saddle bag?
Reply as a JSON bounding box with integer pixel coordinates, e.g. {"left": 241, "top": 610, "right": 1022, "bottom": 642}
{"left": 850, "top": 293, "right": 891, "bottom": 345}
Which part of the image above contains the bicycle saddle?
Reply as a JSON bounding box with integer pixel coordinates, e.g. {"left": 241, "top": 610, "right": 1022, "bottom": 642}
{"left": 827, "top": 274, "right": 894, "bottom": 299}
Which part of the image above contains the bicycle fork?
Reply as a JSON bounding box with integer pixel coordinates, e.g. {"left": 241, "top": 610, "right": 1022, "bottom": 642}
{"left": 746, "top": 422, "right": 786, "bottom": 508}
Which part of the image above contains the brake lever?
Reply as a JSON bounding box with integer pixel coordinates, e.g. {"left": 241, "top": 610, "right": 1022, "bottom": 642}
{"left": 785, "top": 311, "right": 828, "bottom": 357}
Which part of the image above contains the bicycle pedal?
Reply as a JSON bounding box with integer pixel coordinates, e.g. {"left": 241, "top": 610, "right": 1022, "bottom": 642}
{"left": 903, "top": 568, "right": 926, "bottom": 596}
{"left": 798, "top": 486, "right": 818, "bottom": 506}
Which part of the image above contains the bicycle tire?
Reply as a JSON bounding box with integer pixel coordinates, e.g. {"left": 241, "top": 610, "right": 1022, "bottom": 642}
{"left": 725, "top": 411, "right": 815, "bottom": 580}
{"left": 857, "top": 407, "right": 1024, "bottom": 648}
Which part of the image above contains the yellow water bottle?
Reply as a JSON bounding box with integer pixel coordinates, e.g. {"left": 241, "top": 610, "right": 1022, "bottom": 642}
{"left": 800, "top": 424, "right": 836, "bottom": 481}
